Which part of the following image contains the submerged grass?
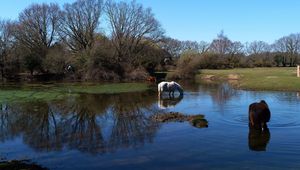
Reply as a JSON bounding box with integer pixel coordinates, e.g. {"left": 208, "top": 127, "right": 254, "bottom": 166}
{"left": 198, "top": 67, "right": 300, "bottom": 91}
{"left": 0, "top": 82, "right": 149, "bottom": 103}
{"left": 64, "top": 83, "right": 149, "bottom": 94}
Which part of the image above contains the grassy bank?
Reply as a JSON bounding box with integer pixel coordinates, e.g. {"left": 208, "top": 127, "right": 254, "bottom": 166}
{"left": 198, "top": 67, "right": 300, "bottom": 91}
{"left": 0, "top": 83, "right": 150, "bottom": 103}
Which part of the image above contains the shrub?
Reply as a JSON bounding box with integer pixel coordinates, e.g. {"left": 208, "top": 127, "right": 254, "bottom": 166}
{"left": 42, "top": 44, "right": 69, "bottom": 74}
{"left": 124, "top": 66, "right": 149, "bottom": 81}
{"left": 167, "top": 51, "right": 201, "bottom": 79}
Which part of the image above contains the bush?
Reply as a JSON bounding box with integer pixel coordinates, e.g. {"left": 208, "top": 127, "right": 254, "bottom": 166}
{"left": 124, "top": 66, "right": 149, "bottom": 81}
{"left": 24, "top": 54, "right": 42, "bottom": 75}
{"left": 167, "top": 51, "right": 201, "bottom": 79}
{"left": 85, "top": 67, "right": 120, "bottom": 81}
{"left": 42, "top": 44, "right": 69, "bottom": 74}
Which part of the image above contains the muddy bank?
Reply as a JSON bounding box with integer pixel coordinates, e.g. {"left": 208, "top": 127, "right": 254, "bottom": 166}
{"left": 151, "top": 112, "right": 208, "bottom": 128}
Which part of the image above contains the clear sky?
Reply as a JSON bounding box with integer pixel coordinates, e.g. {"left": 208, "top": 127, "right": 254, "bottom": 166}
{"left": 1, "top": 0, "right": 300, "bottom": 44}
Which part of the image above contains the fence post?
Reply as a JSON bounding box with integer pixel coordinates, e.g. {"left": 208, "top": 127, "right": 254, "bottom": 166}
{"left": 297, "top": 65, "right": 300, "bottom": 77}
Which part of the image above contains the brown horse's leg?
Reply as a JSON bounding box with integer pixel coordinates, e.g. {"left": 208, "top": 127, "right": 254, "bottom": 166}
{"left": 261, "top": 122, "right": 268, "bottom": 130}
{"left": 249, "top": 112, "right": 255, "bottom": 126}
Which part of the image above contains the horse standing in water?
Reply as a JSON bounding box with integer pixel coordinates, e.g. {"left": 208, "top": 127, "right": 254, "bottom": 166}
{"left": 248, "top": 100, "right": 271, "bottom": 131}
{"left": 158, "top": 81, "right": 183, "bottom": 97}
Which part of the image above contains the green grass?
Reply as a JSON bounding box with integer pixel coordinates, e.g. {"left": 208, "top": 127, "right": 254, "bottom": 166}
{"left": 0, "top": 83, "right": 149, "bottom": 103}
{"left": 68, "top": 83, "right": 149, "bottom": 94}
{"left": 198, "top": 67, "right": 300, "bottom": 91}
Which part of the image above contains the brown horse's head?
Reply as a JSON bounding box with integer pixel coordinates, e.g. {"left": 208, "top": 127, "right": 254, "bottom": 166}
{"left": 248, "top": 100, "right": 271, "bottom": 130}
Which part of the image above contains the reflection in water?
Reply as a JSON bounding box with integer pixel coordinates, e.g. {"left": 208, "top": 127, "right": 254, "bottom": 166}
{"left": 108, "top": 93, "right": 159, "bottom": 151}
{"left": 0, "top": 92, "right": 160, "bottom": 154}
{"left": 0, "top": 160, "right": 48, "bottom": 170}
{"left": 158, "top": 95, "right": 183, "bottom": 109}
{"left": 198, "top": 81, "right": 239, "bottom": 105}
{"left": 211, "top": 83, "right": 238, "bottom": 105}
{"left": 2, "top": 82, "right": 300, "bottom": 169}
{"left": 0, "top": 103, "right": 10, "bottom": 142}
{"left": 248, "top": 127, "right": 271, "bottom": 151}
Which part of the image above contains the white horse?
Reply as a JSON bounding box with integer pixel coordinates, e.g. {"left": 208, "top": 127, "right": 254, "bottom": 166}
{"left": 158, "top": 81, "right": 183, "bottom": 97}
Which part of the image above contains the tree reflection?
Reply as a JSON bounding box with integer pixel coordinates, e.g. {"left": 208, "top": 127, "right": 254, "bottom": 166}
{"left": 0, "top": 103, "right": 12, "bottom": 141}
{"left": 0, "top": 91, "right": 159, "bottom": 154}
{"left": 60, "top": 96, "right": 106, "bottom": 154}
{"left": 12, "top": 102, "right": 62, "bottom": 151}
{"left": 108, "top": 93, "right": 159, "bottom": 151}
{"left": 198, "top": 80, "right": 239, "bottom": 105}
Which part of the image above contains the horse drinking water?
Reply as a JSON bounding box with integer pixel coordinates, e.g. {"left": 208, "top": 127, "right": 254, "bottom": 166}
{"left": 248, "top": 100, "right": 271, "bottom": 131}
{"left": 158, "top": 81, "right": 183, "bottom": 97}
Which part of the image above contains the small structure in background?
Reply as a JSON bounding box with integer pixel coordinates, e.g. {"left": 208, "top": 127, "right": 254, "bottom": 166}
{"left": 146, "top": 76, "right": 156, "bottom": 83}
{"left": 297, "top": 65, "right": 300, "bottom": 77}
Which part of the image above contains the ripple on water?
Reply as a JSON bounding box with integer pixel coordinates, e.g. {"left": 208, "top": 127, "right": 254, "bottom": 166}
{"left": 218, "top": 110, "right": 300, "bottom": 129}
{"left": 218, "top": 114, "right": 249, "bottom": 127}
{"left": 268, "top": 113, "right": 300, "bottom": 128}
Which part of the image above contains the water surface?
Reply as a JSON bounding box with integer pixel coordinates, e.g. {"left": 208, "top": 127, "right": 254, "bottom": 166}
{"left": 1, "top": 81, "right": 300, "bottom": 169}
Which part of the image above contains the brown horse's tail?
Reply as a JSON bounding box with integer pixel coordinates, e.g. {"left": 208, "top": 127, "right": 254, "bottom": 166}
{"left": 249, "top": 104, "right": 255, "bottom": 126}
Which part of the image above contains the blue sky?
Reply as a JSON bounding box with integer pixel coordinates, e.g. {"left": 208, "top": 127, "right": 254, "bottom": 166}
{"left": 1, "top": 0, "right": 300, "bottom": 44}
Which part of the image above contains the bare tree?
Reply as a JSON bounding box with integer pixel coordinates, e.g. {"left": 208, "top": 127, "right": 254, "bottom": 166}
{"left": 59, "top": 0, "right": 103, "bottom": 52}
{"left": 105, "top": 0, "right": 164, "bottom": 63}
{"left": 229, "top": 41, "right": 244, "bottom": 55}
{"left": 159, "top": 38, "right": 209, "bottom": 58}
{"left": 209, "top": 31, "right": 232, "bottom": 55}
{"left": 198, "top": 41, "right": 210, "bottom": 54}
{"left": 159, "top": 37, "right": 182, "bottom": 58}
{"left": 180, "top": 40, "right": 210, "bottom": 54}
{"left": 0, "top": 20, "right": 14, "bottom": 79}
{"left": 0, "top": 20, "right": 7, "bottom": 79}
{"left": 10, "top": 3, "right": 62, "bottom": 75}
{"left": 13, "top": 3, "right": 61, "bottom": 53}
{"left": 273, "top": 33, "right": 300, "bottom": 66}
{"left": 247, "top": 41, "right": 270, "bottom": 55}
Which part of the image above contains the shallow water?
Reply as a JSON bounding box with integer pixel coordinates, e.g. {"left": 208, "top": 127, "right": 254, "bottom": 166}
{"left": 1, "top": 81, "right": 300, "bottom": 169}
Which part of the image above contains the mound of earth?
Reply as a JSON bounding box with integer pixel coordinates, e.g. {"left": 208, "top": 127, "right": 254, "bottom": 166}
{"left": 151, "top": 112, "right": 208, "bottom": 128}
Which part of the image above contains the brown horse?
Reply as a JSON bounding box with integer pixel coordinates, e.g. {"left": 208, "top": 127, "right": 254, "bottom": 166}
{"left": 248, "top": 100, "right": 271, "bottom": 130}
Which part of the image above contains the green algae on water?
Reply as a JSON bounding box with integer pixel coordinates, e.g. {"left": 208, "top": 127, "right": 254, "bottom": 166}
{"left": 0, "top": 83, "right": 149, "bottom": 103}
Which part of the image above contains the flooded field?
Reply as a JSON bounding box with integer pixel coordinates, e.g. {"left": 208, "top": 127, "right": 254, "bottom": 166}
{"left": 1, "top": 81, "right": 300, "bottom": 169}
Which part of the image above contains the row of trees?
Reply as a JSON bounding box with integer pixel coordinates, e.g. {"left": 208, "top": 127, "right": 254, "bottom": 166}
{"left": 0, "top": 0, "right": 165, "bottom": 81}
{"left": 1, "top": 0, "right": 300, "bottom": 81}
{"left": 163, "top": 31, "right": 300, "bottom": 68}
{"left": 163, "top": 31, "right": 300, "bottom": 79}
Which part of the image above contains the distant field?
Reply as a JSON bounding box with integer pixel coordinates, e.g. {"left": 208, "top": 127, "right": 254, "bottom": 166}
{"left": 198, "top": 67, "right": 300, "bottom": 91}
